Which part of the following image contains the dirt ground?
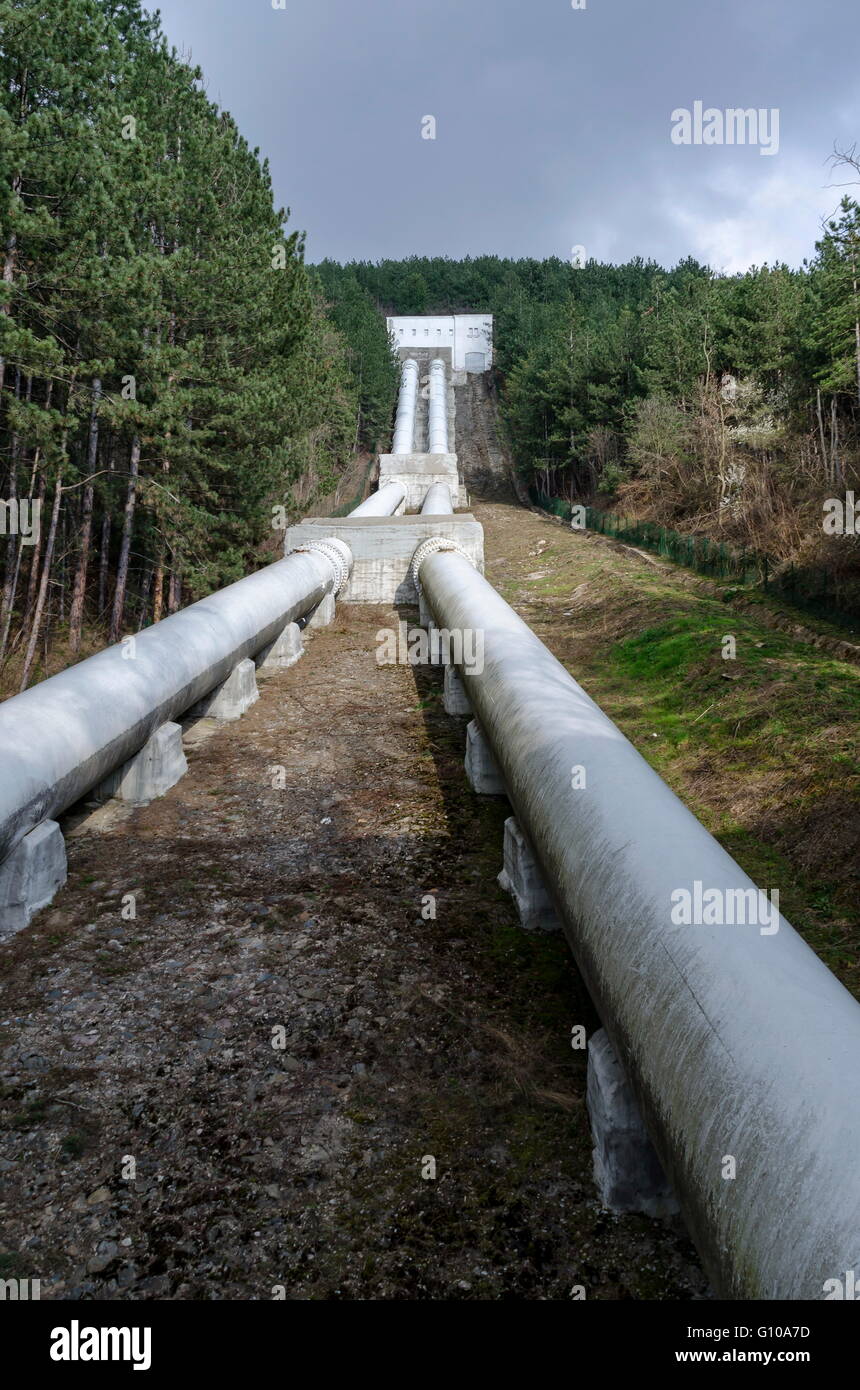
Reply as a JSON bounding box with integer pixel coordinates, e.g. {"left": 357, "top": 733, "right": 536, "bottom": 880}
{"left": 0, "top": 547, "right": 709, "bottom": 1301}
{"left": 3, "top": 481, "right": 858, "bottom": 1302}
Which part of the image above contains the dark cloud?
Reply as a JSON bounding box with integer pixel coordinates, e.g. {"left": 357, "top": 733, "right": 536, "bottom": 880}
{"left": 151, "top": 0, "right": 860, "bottom": 269}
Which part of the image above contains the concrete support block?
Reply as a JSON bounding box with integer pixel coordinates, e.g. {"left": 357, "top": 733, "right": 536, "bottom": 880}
{"left": 95, "top": 722, "right": 188, "bottom": 806}
{"left": 497, "top": 817, "right": 561, "bottom": 933}
{"left": 285, "top": 515, "right": 483, "bottom": 606}
{"left": 587, "top": 1028, "right": 679, "bottom": 1219}
{"left": 464, "top": 719, "right": 505, "bottom": 796}
{"left": 256, "top": 621, "right": 304, "bottom": 674}
{"left": 378, "top": 452, "right": 460, "bottom": 510}
{"left": 443, "top": 664, "right": 472, "bottom": 717}
{"left": 191, "top": 658, "right": 258, "bottom": 721}
{"left": 307, "top": 592, "right": 336, "bottom": 629}
{"left": 0, "top": 820, "right": 67, "bottom": 938}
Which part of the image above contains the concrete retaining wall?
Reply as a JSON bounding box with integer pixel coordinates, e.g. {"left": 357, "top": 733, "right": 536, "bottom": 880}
{"left": 286, "top": 515, "right": 483, "bottom": 604}
{"left": 378, "top": 453, "right": 460, "bottom": 510}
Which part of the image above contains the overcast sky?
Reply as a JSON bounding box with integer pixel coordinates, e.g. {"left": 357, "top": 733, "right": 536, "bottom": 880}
{"left": 149, "top": 0, "right": 860, "bottom": 273}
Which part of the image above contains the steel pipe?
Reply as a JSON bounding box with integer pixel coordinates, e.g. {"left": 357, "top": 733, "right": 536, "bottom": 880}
{"left": 420, "top": 484, "right": 454, "bottom": 515}
{"left": 427, "top": 357, "right": 448, "bottom": 453}
{"left": 349, "top": 480, "right": 407, "bottom": 517}
{"left": 417, "top": 546, "right": 860, "bottom": 1300}
{"left": 0, "top": 542, "right": 351, "bottom": 865}
{"left": 392, "top": 358, "right": 418, "bottom": 455}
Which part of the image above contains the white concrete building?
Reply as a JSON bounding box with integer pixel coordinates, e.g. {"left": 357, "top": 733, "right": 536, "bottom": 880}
{"left": 386, "top": 314, "right": 493, "bottom": 373}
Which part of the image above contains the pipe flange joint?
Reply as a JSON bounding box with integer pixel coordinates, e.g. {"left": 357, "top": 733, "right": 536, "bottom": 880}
{"left": 290, "top": 537, "right": 353, "bottom": 595}
{"left": 410, "top": 537, "right": 475, "bottom": 595}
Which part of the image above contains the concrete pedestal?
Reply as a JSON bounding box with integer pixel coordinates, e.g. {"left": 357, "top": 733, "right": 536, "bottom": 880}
{"left": 307, "top": 593, "right": 336, "bottom": 629}
{"left": 94, "top": 722, "right": 188, "bottom": 805}
{"left": 0, "top": 820, "right": 67, "bottom": 938}
{"left": 285, "top": 515, "right": 483, "bottom": 605}
{"left": 191, "top": 658, "right": 258, "bottom": 721}
{"left": 497, "top": 817, "right": 561, "bottom": 933}
{"left": 443, "top": 664, "right": 472, "bottom": 717}
{"left": 587, "top": 1028, "right": 679, "bottom": 1218}
{"left": 464, "top": 720, "right": 505, "bottom": 795}
{"left": 256, "top": 621, "right": 304, "bottom": 674}
{"left": 378, "top": 452, "right": 460, "bottom": 510}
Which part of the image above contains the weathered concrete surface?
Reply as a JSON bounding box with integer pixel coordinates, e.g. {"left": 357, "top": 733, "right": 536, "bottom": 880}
{"left": 0, "top": 820, "right": 67, "bottom": 938}
{"left": 443, "top": 664, "right": 472, "bottom": 717}
{"left": 94, "top": 722, "right": 188, "bottom": 806}
{"left": 587, "top": 1029, "right": 679, "bottom": 1219}
{"left": 378, "top": 454, "right": 460, "bottom": 510}
{"left": 497, "top": 817, "right": 561, "bottom": 934}
{"left": 464, "top": 720, "right": 506, "bottom": 796}
{"left": 255, "top": 622, "right": 304, "bottom": 674}
{"left": 307, "top": 593, "right": 336, "bottom": 629}
{"left": 191, "top": 659, "right": 259, "bottom": 722}
{"left": 285, "top": 516, "right": 483, "bottom": 605}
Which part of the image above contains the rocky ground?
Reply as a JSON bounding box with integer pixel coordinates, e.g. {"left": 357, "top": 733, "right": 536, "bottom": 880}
{"left": 0, "top": 577, "right": 708, "bottom": 1301}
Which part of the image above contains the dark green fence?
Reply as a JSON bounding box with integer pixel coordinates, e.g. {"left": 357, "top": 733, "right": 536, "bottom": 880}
{"left": 528, "top": 488, "right": 859, "bottom": 635}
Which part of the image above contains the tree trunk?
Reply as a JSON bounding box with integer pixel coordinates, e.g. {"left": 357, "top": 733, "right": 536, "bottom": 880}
{"left": 0, "top": 174, "right": 20, "bottom": 403}
{"left": 98, "top": 439, "right": 116, "bottom": 618}
{"left": 816, "top": 389, "right": 830, "bottom": 484}
{"left": 0, "top": 448, "right": 38, "bottom": 661}
{"left": 19, "top": 471, "right": 62, "bottom": 692}
{"left": 98, "top": 508, "right": 111, "bottom": 616}
{"left": 152, "top": 546, "right": 165, "bottom": 624}
{"left": 108, "top": 436, "right": 140, "bottom": 643}
{"left": 68, "top": 379, "right": 101, "bottom": 651}
{"left": 137, "top": 566, "right": 153, "bottom": 630}
{"left": 0, "top": 370, "right": 21, "bottom": 636}
{"left": 168, "top": 567, "right": 181, "bottom": 615}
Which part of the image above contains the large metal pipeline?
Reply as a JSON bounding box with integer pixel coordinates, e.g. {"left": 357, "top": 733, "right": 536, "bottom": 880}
{"left": 391, "top": 358, "right": 418, "bottom": 455}
{"left": 420, "top": 484, "right": 454, "bottom": 515}
{"left": 417, "top": 546, "right": 860, "bottom": 1300}
{"left": 0, "top": 542, "right": 351, "bottom": 865}
{"left": 427, "top": 357, "right": 448, "bottom": 453}
{"left": 349, "top": 480, "right": 407, "bottom": 517}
